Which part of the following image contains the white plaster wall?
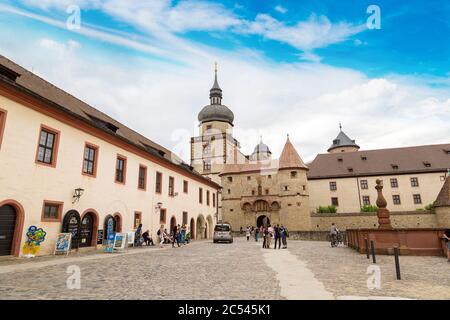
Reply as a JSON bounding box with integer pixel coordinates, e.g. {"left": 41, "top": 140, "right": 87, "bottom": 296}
{"left": 0, "top": 95, "right": 218, "bottom": 256}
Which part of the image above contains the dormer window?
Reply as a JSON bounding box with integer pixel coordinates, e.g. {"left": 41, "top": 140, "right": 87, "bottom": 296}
{"left": 423, "top": 161, "right": 431, "bottom": 168}
{"left": 333, "top": 139, "right": 340, "bottom": 145}
{"left": 0, "top": 65, "right": 20, "bottom": 82}
{"left": 141, "top": 142, "right": 166, "bottom": 157}
{"left": 348, "top": 167, "right": 354, "bottom": 173}
{"left": 361, "top": 156, "right": 367, "bottom": 161}
{"left": 86, "top": 114, "right": 119, "bottom": 133}
{"left": 391, "top": 164, "right": 399, "bottom": 170}
{"left": 337, "top": 157, "right": 343, "bottom": 162}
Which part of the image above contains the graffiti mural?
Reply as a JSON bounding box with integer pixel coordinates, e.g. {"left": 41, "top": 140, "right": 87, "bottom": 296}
{"left": 22, "top": 226, "right": 47, "bottom": 257}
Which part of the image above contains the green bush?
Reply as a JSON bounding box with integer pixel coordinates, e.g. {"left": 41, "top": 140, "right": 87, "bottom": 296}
{"left": 425, "top": 203, "right": 435, "bottom": 213}
{"left": 416, "top": 204, "right": 435, "bottom": 213}
{"left": 360, "top": 205, "right": 378, "bottom": 212}
{"left": 317, "top": 205, "right": 337, "bottom": 213}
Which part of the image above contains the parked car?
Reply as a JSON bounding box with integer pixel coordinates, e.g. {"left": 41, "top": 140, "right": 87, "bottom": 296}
{"left": 213, "top": 223, "right": 233, "bottom": 243}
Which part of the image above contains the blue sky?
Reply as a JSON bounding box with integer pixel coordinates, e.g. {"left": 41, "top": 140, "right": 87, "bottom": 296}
{"left": 0, "top": 0, "right": 449, "bottom": 161}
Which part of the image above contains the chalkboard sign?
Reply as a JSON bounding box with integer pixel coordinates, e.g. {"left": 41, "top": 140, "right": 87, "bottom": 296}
{"left": 97, "top": 229, "right": 104, "bottom": 245}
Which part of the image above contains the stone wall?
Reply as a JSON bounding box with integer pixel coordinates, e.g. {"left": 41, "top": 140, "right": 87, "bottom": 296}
{"left": 310, "top": 211, "right": 438, "bottom": 231}
{"left": 436, "top": 207, "right": 450, "bottom": 228}
{"left": 231, "top": 230, "right": 338, "bottom": 242}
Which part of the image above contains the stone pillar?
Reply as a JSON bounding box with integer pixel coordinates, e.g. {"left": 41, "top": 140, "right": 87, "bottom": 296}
{"left": 375, "top": 179, "right": 392, "bottom": 229}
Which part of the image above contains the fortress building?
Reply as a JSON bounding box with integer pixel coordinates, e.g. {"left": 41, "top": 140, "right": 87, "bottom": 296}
{"left": 191, "top": 69, "right": 450, "bottom": 232}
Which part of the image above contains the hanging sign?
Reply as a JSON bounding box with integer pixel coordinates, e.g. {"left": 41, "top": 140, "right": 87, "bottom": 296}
{"left": 54, "top": 233, "right": 72, "bottom": 255}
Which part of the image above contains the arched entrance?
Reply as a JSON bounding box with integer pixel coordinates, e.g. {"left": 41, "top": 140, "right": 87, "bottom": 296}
{"left": 62, "top": 210, "right": 81, "bottom": 249}
{"left": 0, "top": 200, "right": 24, "bottom": 257}
{"left": 80, "top": 210, "right": 98, "bottom": 248}
{"left": 170, "top": 216, "right": 176, "bottom": 234}
{"left": 196, "top": 215, "right": 205, "bottom": 240}
{"left": 190, "top": 218, "right": 195, "bottom": 240}
{"left": 257, "top": 215, "right": 270, "bottom": 228}
{"left": 0, "top": 205, "right": 16, "bottom": 256}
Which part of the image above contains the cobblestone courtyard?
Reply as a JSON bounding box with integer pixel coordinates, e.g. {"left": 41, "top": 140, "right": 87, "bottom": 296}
{"left": 0, "top": 238, "right": 449, "bottom": 300}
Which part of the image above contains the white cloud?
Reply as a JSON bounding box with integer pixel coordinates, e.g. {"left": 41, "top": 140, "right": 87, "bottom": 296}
{"left": 20, "top": 0, "right": 102, "bottom": 10}
{"left": 274, "top": 5, "right": 287, "bottom": 14}
{"left": 14, "top": 0, "right": 366, "bottom": 60}
{"left": 4, "top": 33, "right": 448, "bottom": 163}
{"left": 237, "top": 14, "right": 366, "bottom": 53}
{"left": 1, "top": 4, "right": 448, "bottom": 163}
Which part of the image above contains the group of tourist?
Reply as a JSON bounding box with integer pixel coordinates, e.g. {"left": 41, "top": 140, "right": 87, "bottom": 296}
{"left": 132, "top": 223, "right": 193, "bottom": 249}
{"left": 245, "top": 225, "right": 289, "bottom": 249}
{"left": 157, "top": 224, "right": 190, "bottom": 248}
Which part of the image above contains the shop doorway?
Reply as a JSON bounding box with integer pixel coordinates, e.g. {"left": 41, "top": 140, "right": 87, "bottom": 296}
{"left": 62, "top": 210, "right": 81, "bottom": 249}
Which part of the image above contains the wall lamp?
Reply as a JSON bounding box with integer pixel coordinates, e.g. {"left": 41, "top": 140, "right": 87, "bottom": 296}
{"left": 72, "top": 188, "right": 85, "bottom": 204}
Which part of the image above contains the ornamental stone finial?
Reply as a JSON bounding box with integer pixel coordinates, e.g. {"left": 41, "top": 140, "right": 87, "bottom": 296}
{"left": 375, "top": 179, "right": 392, "bottom": 229}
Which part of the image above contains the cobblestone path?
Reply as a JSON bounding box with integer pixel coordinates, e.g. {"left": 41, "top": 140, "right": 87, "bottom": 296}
{"left": 0, "top": 238, "right": 448, "bottom": 299}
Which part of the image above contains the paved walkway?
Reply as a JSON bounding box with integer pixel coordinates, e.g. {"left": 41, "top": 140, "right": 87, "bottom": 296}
{"left": 261, "top": 244, "right": 334, "bottom": 299}
{"left": 0, "top": 238, "right": 448, "bottom": 299}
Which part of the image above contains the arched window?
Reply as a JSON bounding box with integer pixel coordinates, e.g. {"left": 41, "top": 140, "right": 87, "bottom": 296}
{"left": 242, "top": 202, "right": 252, "bottom": 212}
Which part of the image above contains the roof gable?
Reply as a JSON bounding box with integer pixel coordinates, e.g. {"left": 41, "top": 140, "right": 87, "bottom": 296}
{"left": 434, "top": 176, "right": 450, "bottom": 207}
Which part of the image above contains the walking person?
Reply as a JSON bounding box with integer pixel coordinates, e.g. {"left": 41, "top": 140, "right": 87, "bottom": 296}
{"left": 176, "top": 224, "right": 182, "bottom": 246}
{"left": 135, "top": 223, "right": 143, "bottom": 246}
{"left": 262, "top": 227, "right": 268, "bottom": 249}
{"left": 274, "top": 224, "right": 281, "bottom": 249}
{"left": 281, "top": 225, "right": 288, "bottom": 249}
{"left": 181, "top": 224, "right": 187, "bottom": 245}
{"left": 442, "top": 230, "right": 450, "bottom": 262}
{"left": 330, "top": 223, "right": 338, "bottom": 247}
{"left": 172, "top": 224, "right": 180, "bottom": 248}
{"left": 246, "top": 226, "right": 251, "bottom": 241}
{"left": 267, "top": 224, "right": 273, "bottom": 249}
{"left": 255, "top": 227, "right": 259, "bottom": 242}
{"left": 158, "top": 225, "right": 165, "bottom": 248}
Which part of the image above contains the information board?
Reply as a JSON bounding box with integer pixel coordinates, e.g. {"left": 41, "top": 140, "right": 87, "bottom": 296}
{"left": 54, "top": 233, "right": 71, "bottom": 255}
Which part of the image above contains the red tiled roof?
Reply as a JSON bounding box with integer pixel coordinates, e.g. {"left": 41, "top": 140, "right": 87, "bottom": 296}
{"left": 0, "top": 54, "right": 220, "bottom": 188}
{"left": 279, "top": 137, "right": 308, "bottom": 170}
{"left": 308, "top": 144, "right": 450, "bottom": 179}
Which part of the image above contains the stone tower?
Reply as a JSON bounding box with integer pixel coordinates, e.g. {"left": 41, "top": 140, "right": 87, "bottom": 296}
{"left": 277, "top": 136, "right": 311, "bottom": 230}
{"left": 250, "top": 137, "right": 272, "bottom": 161}
{"left": 328, "top": 123, "right": 360, "bottom": 153}
{"left": 190, "top": 65, "right": 245, "bottom": 184}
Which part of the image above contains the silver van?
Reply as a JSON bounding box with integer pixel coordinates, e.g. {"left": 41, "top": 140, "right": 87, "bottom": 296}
{"left": 213, "top": 223, "right": 233, "bottom": 243}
